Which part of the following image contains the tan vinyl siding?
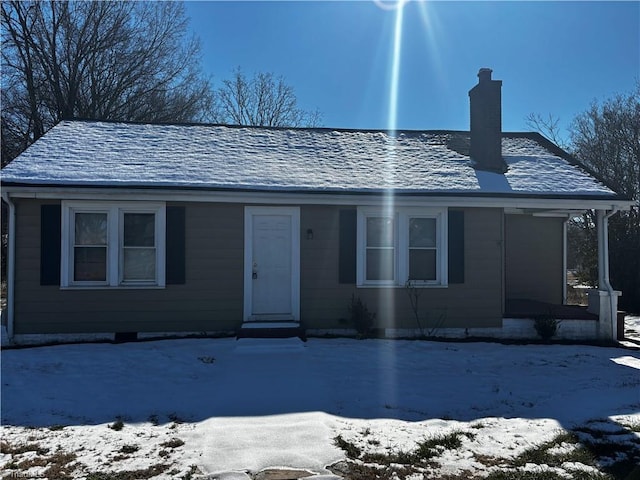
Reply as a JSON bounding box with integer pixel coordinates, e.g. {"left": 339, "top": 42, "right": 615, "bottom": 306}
{"left": 14, "top": 200, "right": 504, "bottom": 334}
{"left": 300, "top": 206, "right": 354, "bottom": 327}
{"left": 13, "top": 199, "right": 244, "bottom": 334}
{"left": 505, "top": 214, "right": 563, "bottom": 304}
{"left": 300, "top": 206, "right": 504, "bottom": 329}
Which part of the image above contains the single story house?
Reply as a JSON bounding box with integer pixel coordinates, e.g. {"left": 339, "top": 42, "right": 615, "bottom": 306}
{"left": 1, "top": 69, "right": 634, "bottom": 344}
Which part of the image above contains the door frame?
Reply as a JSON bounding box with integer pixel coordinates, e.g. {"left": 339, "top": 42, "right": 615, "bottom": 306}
{"left": 243, "top": 206, "right": 300, "bottom": 323}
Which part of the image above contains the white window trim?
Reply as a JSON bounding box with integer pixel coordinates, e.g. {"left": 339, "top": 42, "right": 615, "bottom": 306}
{"left": 357, "top": 206, "right": 448, "bottom": 287}
{"left": 61, "top": 201, "right": 166, "bottom": 288}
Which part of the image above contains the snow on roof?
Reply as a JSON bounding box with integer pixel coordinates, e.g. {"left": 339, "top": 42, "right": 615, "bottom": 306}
{"left": 0, "top": 119, "right": 618, "bottom": 197}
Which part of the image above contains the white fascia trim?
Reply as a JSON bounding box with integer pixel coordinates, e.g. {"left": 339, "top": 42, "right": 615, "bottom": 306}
{"left": 4, "top": 186, "right": 635, "bottom": 211}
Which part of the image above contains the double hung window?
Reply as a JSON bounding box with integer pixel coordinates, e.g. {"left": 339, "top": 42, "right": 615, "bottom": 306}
{"left": 122, "top": 213, "right": 157, "bottom": 282}
{"left": 365, "top": 216, "right": 396, "bottom": 282}
{"left": 407, "top": 217, "right": 438, "bottom": 281}
{"left": 357, "top": 207, "right": 447, "bottom": 286}
{"left": 62, "top": 202, "right": 165, "bottom": 287}
{"left": 73, "top": 212, "right": 108, "bottom": 282}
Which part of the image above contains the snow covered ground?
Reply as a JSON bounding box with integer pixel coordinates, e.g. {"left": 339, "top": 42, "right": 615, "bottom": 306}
{"left": 1, "top": 336, "right": 639, "bottom": 479}
{"left": 624, "top": 314, "right": 640, "bottom": 343}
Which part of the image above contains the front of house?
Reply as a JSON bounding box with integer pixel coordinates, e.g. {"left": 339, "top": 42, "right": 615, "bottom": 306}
{"left": 1, "top": 70, "right": 633, "bottom": 343}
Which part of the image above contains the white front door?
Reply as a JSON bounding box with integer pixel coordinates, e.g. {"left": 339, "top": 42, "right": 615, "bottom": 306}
{"left": 244, "top": 207, "right": 300, "bottom": 322}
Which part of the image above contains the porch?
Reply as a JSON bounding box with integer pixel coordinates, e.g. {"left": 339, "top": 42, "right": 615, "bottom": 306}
{"left": 505, "top": 299, "right": 597, "bottom": 321}
{"left": 503, "top": 208, "right": 626, "bottom": 341}
{"left": 503, "top": 298, "right": 631, "bottom": 341}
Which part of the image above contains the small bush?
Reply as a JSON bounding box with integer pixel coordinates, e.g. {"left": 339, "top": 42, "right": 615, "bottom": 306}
{"left": 348, "top": 294, "right": 375, "bottom": 337}
{"left": 533, "top": 314, "right": 560, "bottom": 341}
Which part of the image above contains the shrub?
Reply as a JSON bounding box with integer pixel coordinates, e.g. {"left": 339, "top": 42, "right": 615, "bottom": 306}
{"left": 348, "top": 294, "right": 375, "bottom": 337}
{"left": 533, "top": 314, "right": 561, "bottom": 341}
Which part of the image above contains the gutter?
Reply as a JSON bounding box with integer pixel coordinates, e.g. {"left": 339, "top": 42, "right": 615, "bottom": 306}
{"left": 1, "top": 185, "right": 635, "bottom": 212}
{"left": 1, "top": 192, "right": 15, "bottom": 341}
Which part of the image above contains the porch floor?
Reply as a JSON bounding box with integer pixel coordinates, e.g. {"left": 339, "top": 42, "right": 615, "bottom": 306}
{"left": 505, "top": 299, "right": 598, "bottom": 320}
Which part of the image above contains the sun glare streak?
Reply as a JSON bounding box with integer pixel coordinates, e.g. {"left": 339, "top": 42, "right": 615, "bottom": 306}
{"left": 417, "top": 1, "right": 445, "bottom": 86}
{"left": 373, "top": 0, "right": 407, "bottom": 11}
{"left": 387, "top": 0, "right": 405, "bottom": 133}
{"left": 379, "top": 0, "right": 406, "bottom": 414}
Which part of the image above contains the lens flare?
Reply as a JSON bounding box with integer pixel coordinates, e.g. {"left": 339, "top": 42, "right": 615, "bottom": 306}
{"left": 373, "top": 0, "right": 408, "bottom": 11}
{"left": 379, "top": 0, "right": 407, "bottom": 415}
{"left": 387, "top": 0, "right": 404, "bottom": 134}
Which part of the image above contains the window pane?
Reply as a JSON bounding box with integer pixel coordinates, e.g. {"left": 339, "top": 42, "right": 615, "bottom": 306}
{"left": 75, "top": 213, "right": 107, "bottom": 245}
{"left": 409, "top": 249, "right": 437, "bottom": 281}
{"left": 366, "top": 249, "right": 394, "bottom": 280}
{"left": 74, "top": 247, "right": 107, "bottom": 281}
{"left": 409, "top": 218, "right": 436, "bottom": 248}
{"left": 124, "top": 213, "right": 155, "bottom": 247}
{"left": 366, "top": 217, "right": 394, "bottom": 247}
{"left": 123, "top": 248, "right": 156, "bottom": 281}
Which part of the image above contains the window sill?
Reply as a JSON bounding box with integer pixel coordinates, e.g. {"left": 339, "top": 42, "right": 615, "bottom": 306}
{"left": 60, "top": 285, "right": 165, "bottom": 291}
{"left": 356, "top": 284, "right": 448, "bottom": 289}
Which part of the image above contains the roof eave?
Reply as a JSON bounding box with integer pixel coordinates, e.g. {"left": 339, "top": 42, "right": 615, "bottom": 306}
{"left": 2, "top": 183, "right": 634, "bottom": 211}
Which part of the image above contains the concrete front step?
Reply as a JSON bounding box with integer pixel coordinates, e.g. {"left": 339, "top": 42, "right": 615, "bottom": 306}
{"left": 236, "top": 321, "right": 306, "bottom": 341}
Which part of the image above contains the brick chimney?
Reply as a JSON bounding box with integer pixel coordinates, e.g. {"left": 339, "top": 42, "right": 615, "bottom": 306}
{"left": 469, "top": 68, "right": 507, "bottom": 173}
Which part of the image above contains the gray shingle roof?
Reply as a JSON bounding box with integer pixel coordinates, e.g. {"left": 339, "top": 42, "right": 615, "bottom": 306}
{"left": 0, "top": 119, "right": 618, "bottom": 197}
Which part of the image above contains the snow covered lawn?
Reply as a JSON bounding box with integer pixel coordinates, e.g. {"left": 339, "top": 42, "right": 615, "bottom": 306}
{"left": 1, "top": 337, "right": 639, "bottom": 479}
{"left": 624, "top": 314, "right": 640, "bottom": 343}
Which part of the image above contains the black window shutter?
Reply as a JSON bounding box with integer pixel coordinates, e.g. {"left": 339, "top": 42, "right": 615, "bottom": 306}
{"left": 448, "top": 210, "right": 465, "bottom": 284}
{"left": 166, "top": 206, "right": 186, "bottom": 285}
{"left": 339, "top": 209, "right": 357, "bottom": 284}
{"left": 40, "top": 204, "right": 62, "bottom": 286}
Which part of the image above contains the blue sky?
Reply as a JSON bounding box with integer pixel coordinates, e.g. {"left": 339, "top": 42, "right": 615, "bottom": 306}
{"left": 185, "top": 1, "right": 639, "bottom": 138}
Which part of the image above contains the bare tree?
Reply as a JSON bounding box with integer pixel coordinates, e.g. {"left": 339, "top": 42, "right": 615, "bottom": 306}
{"left": 1, "top": 1, "right": 213, "bottom": 165}
{"left": 570, "top": 85, "right": 640, "bottom": 201}
{"left": 525, "top": 112, "right": 568, "bottom": 149}
{"left": 214, "top": 68, "right": 322, "bottom": 127}
{"left": 569, "top": 85, "right": 640, "bottom": 312}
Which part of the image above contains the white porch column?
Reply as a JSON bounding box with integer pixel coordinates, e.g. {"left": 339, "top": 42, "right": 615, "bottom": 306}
{"left": 588, "top": 209, "right": 621, "bottom": 340}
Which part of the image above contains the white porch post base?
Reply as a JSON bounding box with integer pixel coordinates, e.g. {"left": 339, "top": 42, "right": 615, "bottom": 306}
{"left": 587, "top": 289, "right": 621, "bottom": 340}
